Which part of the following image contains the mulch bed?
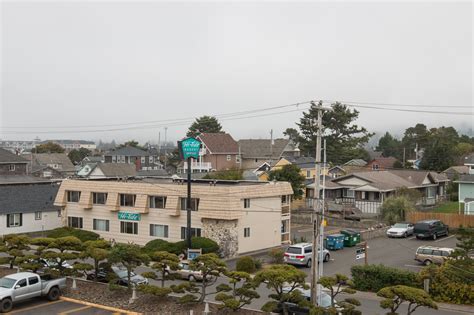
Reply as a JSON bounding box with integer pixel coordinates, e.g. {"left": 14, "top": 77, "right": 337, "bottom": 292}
{"left": 0, "top": 267, "right": 17, "bottom": 278}
{"left": 63, "top": 278, "right": 263, "bottom": 315}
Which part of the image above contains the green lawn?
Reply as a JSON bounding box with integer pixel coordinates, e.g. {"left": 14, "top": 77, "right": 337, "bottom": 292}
{"left": 431, "top": 201, "right": 459, "bottom": 213}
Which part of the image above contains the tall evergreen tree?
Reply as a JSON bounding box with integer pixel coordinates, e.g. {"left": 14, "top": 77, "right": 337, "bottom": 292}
{"left": 376, "top": 132, "right": 402, "bottom": 160}
{"left": 297, "top": 101, "right": 373, "bottom": 164}
{"left": 187, "top": 116, "right": 223, "bottom": 137}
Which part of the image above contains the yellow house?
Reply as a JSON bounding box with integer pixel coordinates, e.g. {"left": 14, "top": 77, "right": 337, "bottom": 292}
{"left": 259, "top": 157, "right": 328, "bottom": 181}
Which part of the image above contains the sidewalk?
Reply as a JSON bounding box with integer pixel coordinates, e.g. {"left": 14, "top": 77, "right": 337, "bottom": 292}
{"left": 350, "top": 290, "right": 474, "bottom": 314}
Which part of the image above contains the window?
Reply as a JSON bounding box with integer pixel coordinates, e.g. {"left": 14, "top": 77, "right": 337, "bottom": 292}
{"left": 244, "top": 199, "right": 250, "bottom": 208}
{"left": 343, "top": 189, "right": 355, "bottom": 198}
{"left": 244, "top": 227, "right": 250, "bottom": 238}
{"left": 141, "top": 157, "right": 146, "bottom": 163}
{"left": 432, "top": 250, "right": 442, "bottom": 256}
{"left": 236, "top": 155, "right": 241, "bottom": 163}
{"left": 306, "top": 170, "right": 311, "bottom": 178}
{"left": 17, "top": 279, "right": 27, "bottom": 288}
{"left": 120, "top": 194, "right": 136, "bottom": 207}
{"left": 149, "top": 196, "right": 167, "bottom": 209}
{"left": 149, "top": 156, "right": 153, "bottom": 163}
{"left": 68, "top": 216, "right": 83, "bottom": 228}
{"left": 304, "top": 246, "right": 312, "bottom": 254}
{"left": 180, "top": 227, "right": 201, "bottom": 239}
{"left": 6, "top": 213, "right": 22, "bottom": 227}
{"left": 226, "top": 155, "right": 231, "bottom": 161}
{"left": 372, "top": 164, "right": 379, "bottom": 170}
{"left": 9, "top": 164, "right": 15, "bottom": 171}
{"left": 281, "top": 195, "right": 290, "bottom": 204}
{"left": 112, "top": 156, "right": 117, "bottom": 162}
{"left": 120, "top": 221, "right": 138, "bottom": 234}
{"left": 281, "top": 220, "right": 289, "bottom": 233}
{"left": 427, "top": 187, "right": 436, "bottom": 198}
{"left": 150, "top": 224, "right": 169, "bottom": 238}
{"left": 35, "top": 211, "right": 42, "bottom": 220}
{"left": 92, "top": 192, "right": 108, "bottom": 205}
{"left": 180, "top": 198, "right": 199, "bottom": 211}
{"left": 93, "top": 219, "right": 110, "bottom": 232}
{"left": 374, "top": 192, "right": 381, "bottom": 201}
{"left": 28, "top": 277, "right": 39, "bottom": 285}
{"left": 67, "top": 191, "right": 81, "bottom": 203}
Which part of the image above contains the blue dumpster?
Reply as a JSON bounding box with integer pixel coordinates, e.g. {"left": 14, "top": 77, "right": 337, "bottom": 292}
{"left": 326, "top": 234, "right": 345, "bottom": 250}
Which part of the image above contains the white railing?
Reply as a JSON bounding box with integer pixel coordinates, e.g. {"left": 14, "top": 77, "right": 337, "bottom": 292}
{"left": 182, "top": 161, "right": 212, "bottom": 172}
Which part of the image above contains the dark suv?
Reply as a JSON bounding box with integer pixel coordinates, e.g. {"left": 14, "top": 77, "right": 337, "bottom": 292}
{"left": 414, "top": 220, "right": 449, "bottom": 240}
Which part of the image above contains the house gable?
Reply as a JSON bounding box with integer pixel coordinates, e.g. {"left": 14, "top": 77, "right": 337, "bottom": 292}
{"left": 334, "top": 176, "right": 371, "bottom": 187}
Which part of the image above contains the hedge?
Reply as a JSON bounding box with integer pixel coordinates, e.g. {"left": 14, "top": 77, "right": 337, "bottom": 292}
{"left": 236, "top": 256, "right": 256, "bottom": 273}
{"left": 351, "top": 264, "right": 421, "bottom": 292}
{"left": 143, "top": 237, "right": 219, "bottom": 256}
{"left": 46, "top": 227, "right": 100, "bottom": 242}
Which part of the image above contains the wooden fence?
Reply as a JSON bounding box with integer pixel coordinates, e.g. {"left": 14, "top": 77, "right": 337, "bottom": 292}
{"left": 407, "top": 212, "right": 474, "bottom": 228}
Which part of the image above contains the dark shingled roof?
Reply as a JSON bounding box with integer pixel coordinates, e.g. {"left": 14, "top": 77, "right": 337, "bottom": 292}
{"left": 457, "top": 174, "right": 474, "bottom": 183}
{"left": 0, "top": 148, "right": 28, "bottom": 164}
{"left": 464, "top": 153, "right": 474, "bottom": 165}
{"left": 197, "top": 133, "right": 239, "bottom": 154}
{"left": 0, "top": 180, "right": 60, "bottom": 214}
{"left": 105, "top": 146, "right": 150, "bottom": 157}
{"left": 238, "top": 139, "right": 291, "bottom": 159}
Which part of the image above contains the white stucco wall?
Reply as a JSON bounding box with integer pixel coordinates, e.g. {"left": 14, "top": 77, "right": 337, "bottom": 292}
{"left": 0, "top": 210, "right": 62, "bottom": 236}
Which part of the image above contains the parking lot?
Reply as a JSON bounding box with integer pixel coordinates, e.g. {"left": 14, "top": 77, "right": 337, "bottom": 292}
{"left": 290, "top": 225, "right": 458, "bottom": 277}
{"left": 6, "top": 297, "right": 132, "bottom": 315}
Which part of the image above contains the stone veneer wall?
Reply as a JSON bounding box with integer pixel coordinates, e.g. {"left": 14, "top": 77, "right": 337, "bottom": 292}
{"left": 202, "top": 218, "right": 239, "bottom": 258}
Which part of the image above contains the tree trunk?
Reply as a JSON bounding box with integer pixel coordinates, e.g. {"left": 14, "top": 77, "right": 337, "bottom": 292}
{"left": 94, "top": 260, "right": 99, "bottom": 282}
{"left": 161, "top": 267, "right": 165, "bottom": 288}
{"left": 127, "top": 267, "right": 132, "bottom": 289}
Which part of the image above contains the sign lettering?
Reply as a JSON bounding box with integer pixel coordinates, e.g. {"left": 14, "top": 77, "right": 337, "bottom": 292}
{"left": 118, "top": 212, "right": 141, "bottom": 221}
{"left": 179, "top": 137, "right": 202, "bottom": 160}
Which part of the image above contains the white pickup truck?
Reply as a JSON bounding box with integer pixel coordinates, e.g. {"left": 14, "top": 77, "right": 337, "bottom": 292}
{"left": 0, "top": 272, "right": 67, "bottom": 313}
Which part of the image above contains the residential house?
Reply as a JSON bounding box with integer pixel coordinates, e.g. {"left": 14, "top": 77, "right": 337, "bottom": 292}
{"left": 328, "top": 159, "right": 368, "bottom": 179}
{"left": 305, "top": 169, "right": 449, "bottom": 215}
{"left": 0, "top": 176, "right": 62, "bottom": 234}
{"left": 238, "top": 139, "right": 299, "bottom": 170}
{"left": 40, "top": 140, "right": 96, "bottom": 151}
{"left": 366, "top": 157, "right": 398, "bottom": 170}
{"left": 80, "top": 156, "right": 103, "bottom": 166}
{"left": 455, "top": 153, "right": 474, "bottom": 215}
{"left": 443, "top": 165, "right": 469, "bottom": 181}
{"left": 0, "top": 138, "right": 41, "bottom": 152}
{"left": 30, "top": 153, "right": 76, "bottom": 178}
{"left": 104, "top": 146, "right": 162, "bottom": 171}
{"left": 54, "top": 178, "right": 293, "bottom": 257}
{"left": 77, "top": 163, "right": 137, "bottom": 179}
{"left": 0, "top": 148, "right": 29, "bottom": 175}
{"left": 178, "top": 133, "right": 240, "bottom": 173}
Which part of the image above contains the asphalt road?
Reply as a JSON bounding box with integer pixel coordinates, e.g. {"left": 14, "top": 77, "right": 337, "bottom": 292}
{"left": 6, "top": 297, "right": 127, "bottom": 315}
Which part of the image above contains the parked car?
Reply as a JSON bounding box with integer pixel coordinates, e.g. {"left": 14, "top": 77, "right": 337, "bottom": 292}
{"left": 39, "top": 258, "right": 73, "bottom": 270}
{"left": 414, "top": 220, "right": 449, "bottom": 240}
{"left": 86, "top": 266, "right": 148, "bottom": 286}
{"left": 386, "top": 223, "right": 414, "bottom": 238}
{"left": 284, "top": 243, "right": 331, "bottom": 268}
{"left": 166, "top": 260, "right": 207, "bottom": 281}
{"left": 0, "top": 272, "right": 66, "bottom": 312}
{"left": 415, "top": 246, "right": 454, "bottom": 265}
{"left": 274, "top": 287, "right": 341, "bottom": 314}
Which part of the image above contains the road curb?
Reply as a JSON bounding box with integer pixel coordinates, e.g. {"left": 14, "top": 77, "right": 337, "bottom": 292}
{"left": 60, "top": 296, "right": 141, "bottom": 315}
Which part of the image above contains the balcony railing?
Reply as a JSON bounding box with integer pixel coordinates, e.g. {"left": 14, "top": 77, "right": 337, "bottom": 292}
{"left": 281, "top": 205, "right": 290, "bottom": 215}
{"left": 306, "top": 197, "right": 382, "bottom": 214}
{"left": 281, "top": 233, "right": 290, "bottom": 243}
{"left": 182, "top": 161, "right": 212, "bottom": 172}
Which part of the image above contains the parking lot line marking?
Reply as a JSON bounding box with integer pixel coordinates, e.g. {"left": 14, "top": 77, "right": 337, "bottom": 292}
{"left": 8, "top": 300, "right": 64, "bottom": 314}
{"left": 58, "top": 305, "right": 91, "bottom": 315}
{"left": 60, "top": 297, "right": 139, "bottom": 315}
{"left": 435, "top": 235, "right": 455, "bottom": 242}
{"left": 404, "top": 264, "right": 423, "bottom": 268}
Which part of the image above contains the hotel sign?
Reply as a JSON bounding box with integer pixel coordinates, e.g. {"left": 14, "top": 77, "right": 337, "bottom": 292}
{"left": 178, "top": 137, "right": 202, "bottom": 160}
{"left": 118, "top": 212, "right": 141, "bottom": 221}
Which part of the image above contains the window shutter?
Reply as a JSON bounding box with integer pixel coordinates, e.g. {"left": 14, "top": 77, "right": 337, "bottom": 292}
{"left": 6, "top": 214, "right": 10, "bottom": 227}
{"left": 106, "top": 220, "right": 109, "bottom": 231}
{"left": 19, "top": 213, "right": 23, "bottom": 226}
{"left": 150, "top": 224, "right": 153, "bottom": 236}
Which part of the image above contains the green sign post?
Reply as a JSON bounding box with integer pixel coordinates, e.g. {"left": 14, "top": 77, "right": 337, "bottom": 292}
{"left": 178, "top": 137, "right": 202, "bottom": 255}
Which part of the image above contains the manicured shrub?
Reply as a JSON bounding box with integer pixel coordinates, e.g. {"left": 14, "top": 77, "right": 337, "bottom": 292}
{"left": 143, "top": 239, "right": 181, "bottom": 255}
{"left": 174, "top": 237, "right": 219, "bottom": 255}
{"left": 268, "top": 248, "right": 285, "bottom": 264}
{"left": 236, "top": 256, "right": 256, "bottom": 273}
{"left": 351, "top": 264, "right": 420, "bottom": 292}
{"left": 254, "top": 258, "right": 263, "bottom": 270}
{"left": 46, "top": 227, "right": 99, "bottom": 242}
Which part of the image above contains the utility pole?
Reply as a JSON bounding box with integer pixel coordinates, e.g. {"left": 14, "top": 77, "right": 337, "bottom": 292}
{"left": 164, "top": 127, "right": 168, "bottom": 170}
{"left": 317, "top": 139, "right": 327, "bottom": 305}
{"left": 403, "top": 147, "right": 406, "bottom": 168}
{"left": 310, "top": 101, "right": 332, "bottom": 306}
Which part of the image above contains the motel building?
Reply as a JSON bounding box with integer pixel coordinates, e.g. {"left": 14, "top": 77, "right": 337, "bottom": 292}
{"left": 54, "top": 178, "right": 292, "bottom": 257}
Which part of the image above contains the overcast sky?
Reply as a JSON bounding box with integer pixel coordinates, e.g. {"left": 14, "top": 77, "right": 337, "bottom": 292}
{"left": 1, "top": 1, "right": 472, "bottom": 144}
